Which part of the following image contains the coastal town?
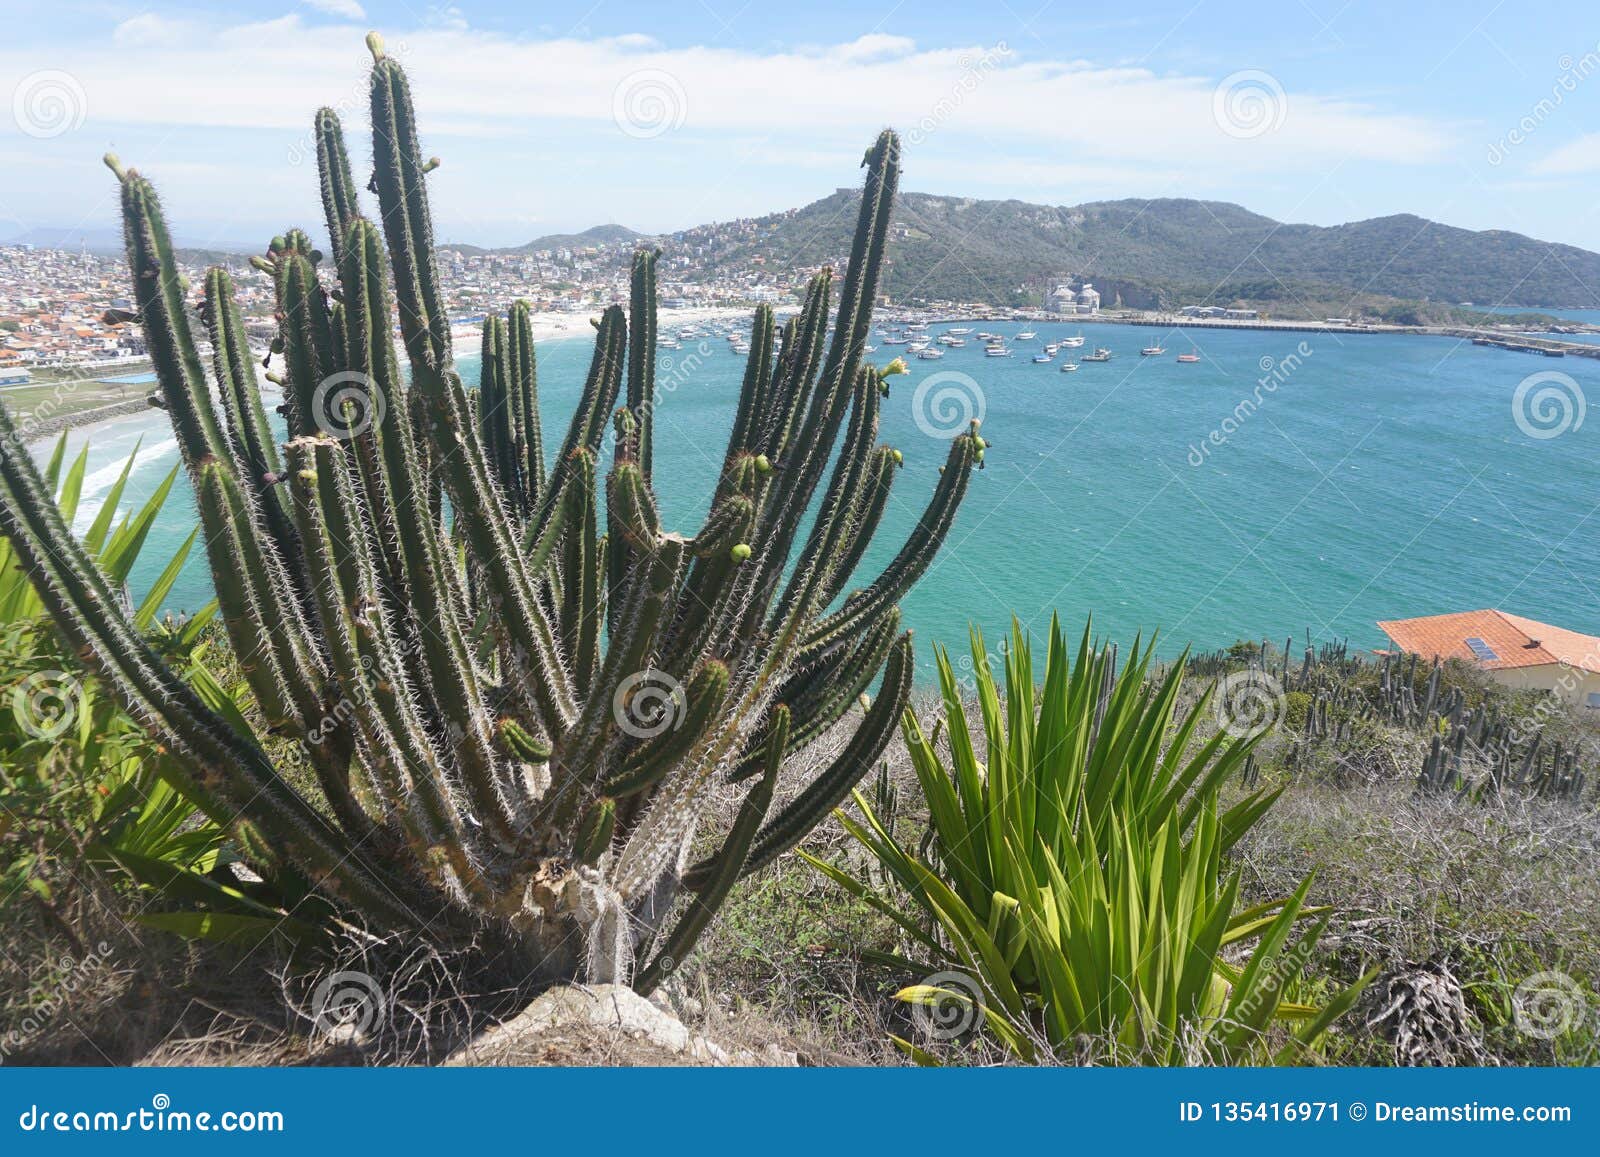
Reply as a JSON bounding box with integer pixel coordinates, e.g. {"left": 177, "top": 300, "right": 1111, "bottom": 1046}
{"left": 6, "top": 218, "right": 1600, "bottom": 391}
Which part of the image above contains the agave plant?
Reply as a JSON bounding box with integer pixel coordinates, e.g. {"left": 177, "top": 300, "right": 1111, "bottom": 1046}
{"left": 2, "top": 435, "right": 231, "bottom": 935}
{"left": 808, "top": 617, "right": 1369, "bottom": 1063}
{"left": 0, "top": 34, "right": 980, "bottom": 988}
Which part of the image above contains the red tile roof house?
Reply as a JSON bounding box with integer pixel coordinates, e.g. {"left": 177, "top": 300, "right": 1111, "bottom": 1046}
{"left": 1377, "top": 610, "right": 1600, "bottom": 708}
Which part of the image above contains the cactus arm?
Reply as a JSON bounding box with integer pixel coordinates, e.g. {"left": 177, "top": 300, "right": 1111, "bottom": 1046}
{"left": 729, "top": 606, "right": 900, "bottom": 782}
{"left": 797, "top": 430, "right": 979, "bottom": 666}
{"left": 315, "top": 108, "right": 361, "bottom": 265}
{"left": 113, "top": 165, "right": 230, "bottom": 467}
{"left": 708, "top": 632, "right": 911, "bottom": 886}
{"left": 626, "top": 249, "right": 657, "bottom": 481}
{"left": 202, "top": 266, "right": 306, "bottom": 594}
{"left": 508, "top": 300, "right": 545, "bottom": 508}
{"left": 603, "top": 660, "right": 731, "bottom": 798}
{"left": 367, "top": 47, "right": 451, "bottom": 371}
{"left": 339, "top": 219, "right": 524, "bottom": 847}
{"left": 273, "top": 249, "right": 341, "bottom": 439}
{"left": 634, "top": 704, "right": 789, "bottom": 994}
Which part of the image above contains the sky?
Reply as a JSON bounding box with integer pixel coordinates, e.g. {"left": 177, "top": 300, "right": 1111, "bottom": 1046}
{"left": 2, "top": 0, "right": 1600, "bottom": 252}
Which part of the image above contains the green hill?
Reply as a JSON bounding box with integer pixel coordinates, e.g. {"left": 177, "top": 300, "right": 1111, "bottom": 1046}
{"left": 670, "top": 190, "right": 1600, "bottom": 312}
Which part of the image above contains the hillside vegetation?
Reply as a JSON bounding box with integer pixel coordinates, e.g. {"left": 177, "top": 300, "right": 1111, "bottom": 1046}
{"left": 668, "top": 190, "right": 1600, "bottom": 312}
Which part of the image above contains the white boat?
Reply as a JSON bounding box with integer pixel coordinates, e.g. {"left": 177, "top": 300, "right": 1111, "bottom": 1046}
{"left": 1081, "top": 347, "right": 1113, "bottom": 362}
{"left": 658, "top": 339, "right": 682, "bottom": 350}
{"left": 1060, "top": 334, "right": 1085, "bottom": 348}
{"left": 906, "top": 341, "right": 929, "bottom": 352}
{"left": 916, "top": 348, "right": 944, "bottom": 360}
{"left": 1140, "top": 345, "right": 1166, "bottom": 357}
{"left": 1032, "top": 353, "right": 1053, "bottom": 363}
{"left": 882, "top": 336, "right": 909, "bottom": 345}
{"left": 985, "top": 346, "right": 1013, "bottom": 358}
{"left": 1015, "top": 330, "right": 1037, "bottom": 340}
{"left": 1060, "top": 362, "right": 1079, "bottom": 373}
{"left": 864, "top": 344, "right": 877, "bottom": 353}
{"left": 678, "top": 328, "right": 700, "bottom": 339}
{"left": 947, "top": 327, "right": 973, "bottom": 335}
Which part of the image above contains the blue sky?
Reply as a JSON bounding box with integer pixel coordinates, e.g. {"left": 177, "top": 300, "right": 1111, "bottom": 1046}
{"left": 4, "top": 0, "right": 1600, "bottom": 253}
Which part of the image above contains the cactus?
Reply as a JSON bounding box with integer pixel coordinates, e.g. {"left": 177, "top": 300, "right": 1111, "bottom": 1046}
{"left": 0, "top": 37, "right": 981, "bottom": 988}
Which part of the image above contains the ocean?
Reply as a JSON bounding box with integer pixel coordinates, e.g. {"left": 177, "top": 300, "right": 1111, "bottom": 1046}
{"left": 31, "top": 317, "right": 1600, "bottom": 682}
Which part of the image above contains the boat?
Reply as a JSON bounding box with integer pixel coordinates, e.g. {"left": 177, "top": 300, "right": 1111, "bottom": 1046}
{"left": 882, "top": 336, "right": 909, "bottom": 345}
{"left": 678, "top": 328, "right": 699, "bottom": 339}
{"left": 916, "top": 347, "right": 944, "bottom": 360}
{"left": 947, "top": 327, "right": 973, "bottom": 335}
{"left": 1015, "top": 330, "right": 1037, "bottom": 340}
{"left": 1176, "top": 351, "right": 1200, "bottom": 363}
{"left": 863, "top": 345, "right": 877, "bottom": 353}
{"left": 1032, "top": 353, "right": 1053, "bottom": 363}
{"left": 1141, "top": 345, "right": 1166, "bottom": 357}
{"left": 1060, "top": 334, "right": 1085, "bottom": 348}
{"left": 906, "top": 341, "right": 929, "bottom": 352}
{"left": 1081, "top": 347, "right": 1113, "bottom": 362}
{"left": 1060, "top": 362, "right": 1079, "bottom": 373}
{"left": 658, "top": 338, "right": 682, "bottom": 350}
{"left": 985, "top": 346, "right": 1013, "bottom": 357}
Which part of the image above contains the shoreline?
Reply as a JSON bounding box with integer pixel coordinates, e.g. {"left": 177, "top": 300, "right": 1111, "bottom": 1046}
{"left": 22, "top": 304, "right": 756, "bottom": 442}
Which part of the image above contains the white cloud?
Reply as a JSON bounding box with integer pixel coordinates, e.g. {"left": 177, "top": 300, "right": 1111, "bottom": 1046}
{"left": 1532, "top": 133, "right": 1600, "bottom": 176}
{"left": 303, "top": 0, "right": 367, "bottom": 18}
{"left": 0, "top": 21, "right": 1448, "bottom": 169}
{"left": 831, "top": 35, "right": 918, "bottom": 62}
{"left": 112, "top": 14, "right": 190, "bottom": 44}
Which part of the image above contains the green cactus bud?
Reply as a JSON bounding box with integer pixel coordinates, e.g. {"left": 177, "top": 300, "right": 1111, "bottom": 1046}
{"left": 890, "top": 448, "right": 902, "bottom": 465}
{"left": 366, "top": 30, "right": 386, "bottom": 61}
{"left": 754, "top": 454, "right": 771, "bottom": 473}
{"left": 731, "top": 542, "right": 752, "bottom": 563}
{"left": 103, "top": 153, "right": 127, "bottom": 182}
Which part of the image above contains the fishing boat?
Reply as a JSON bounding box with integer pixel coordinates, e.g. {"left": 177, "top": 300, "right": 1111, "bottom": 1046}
{"left": 947, "top": 327, "right": 973, "bottom": 335}
{"left": 1060, "top": 362, "right": 1079, "bottom": 373}
{"left": 985, "top": 345, "right": 1013, "bottom": 357}
{"left": 1032, "top": 352, "right": 1053, "bottom": 363}
{"left": 1060, "top": 334, "right": 1085, "bottom": 348}
{"left": 1015, "top": 330, "right": 1037, "bottom": 340}
{"left": 1081, "top": 347, "right": 1113, "bottom": 362}
{"left": 1140, "top": 344, "right": 1166, "bottom": 357}
{"left": 916, "top": 347, "right": 944, "bottom": 360}
{"left": 1176, "top": 351, "right": 1200, "bottom": 363}
{"left": 882, "top": 335, "right": 909, "bottom": 345}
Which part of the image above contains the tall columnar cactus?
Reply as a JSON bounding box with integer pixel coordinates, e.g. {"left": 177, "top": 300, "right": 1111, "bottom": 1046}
{"left": 0, "top": 35, "right": 982, "bottom": 987}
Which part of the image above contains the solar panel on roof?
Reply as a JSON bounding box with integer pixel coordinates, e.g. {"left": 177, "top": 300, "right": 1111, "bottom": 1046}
{"left": 1464, "top": 637, "right": 1499, "bottom": 662}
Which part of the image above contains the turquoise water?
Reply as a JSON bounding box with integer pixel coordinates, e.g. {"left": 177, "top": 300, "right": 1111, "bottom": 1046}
{"left": 33, "top": 319, "right": 1600, "bottom": 682}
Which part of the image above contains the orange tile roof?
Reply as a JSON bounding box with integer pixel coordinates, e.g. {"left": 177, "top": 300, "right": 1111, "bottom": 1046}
{"left": 1376, "top": 609, "right": 1600, "bottom": 675}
